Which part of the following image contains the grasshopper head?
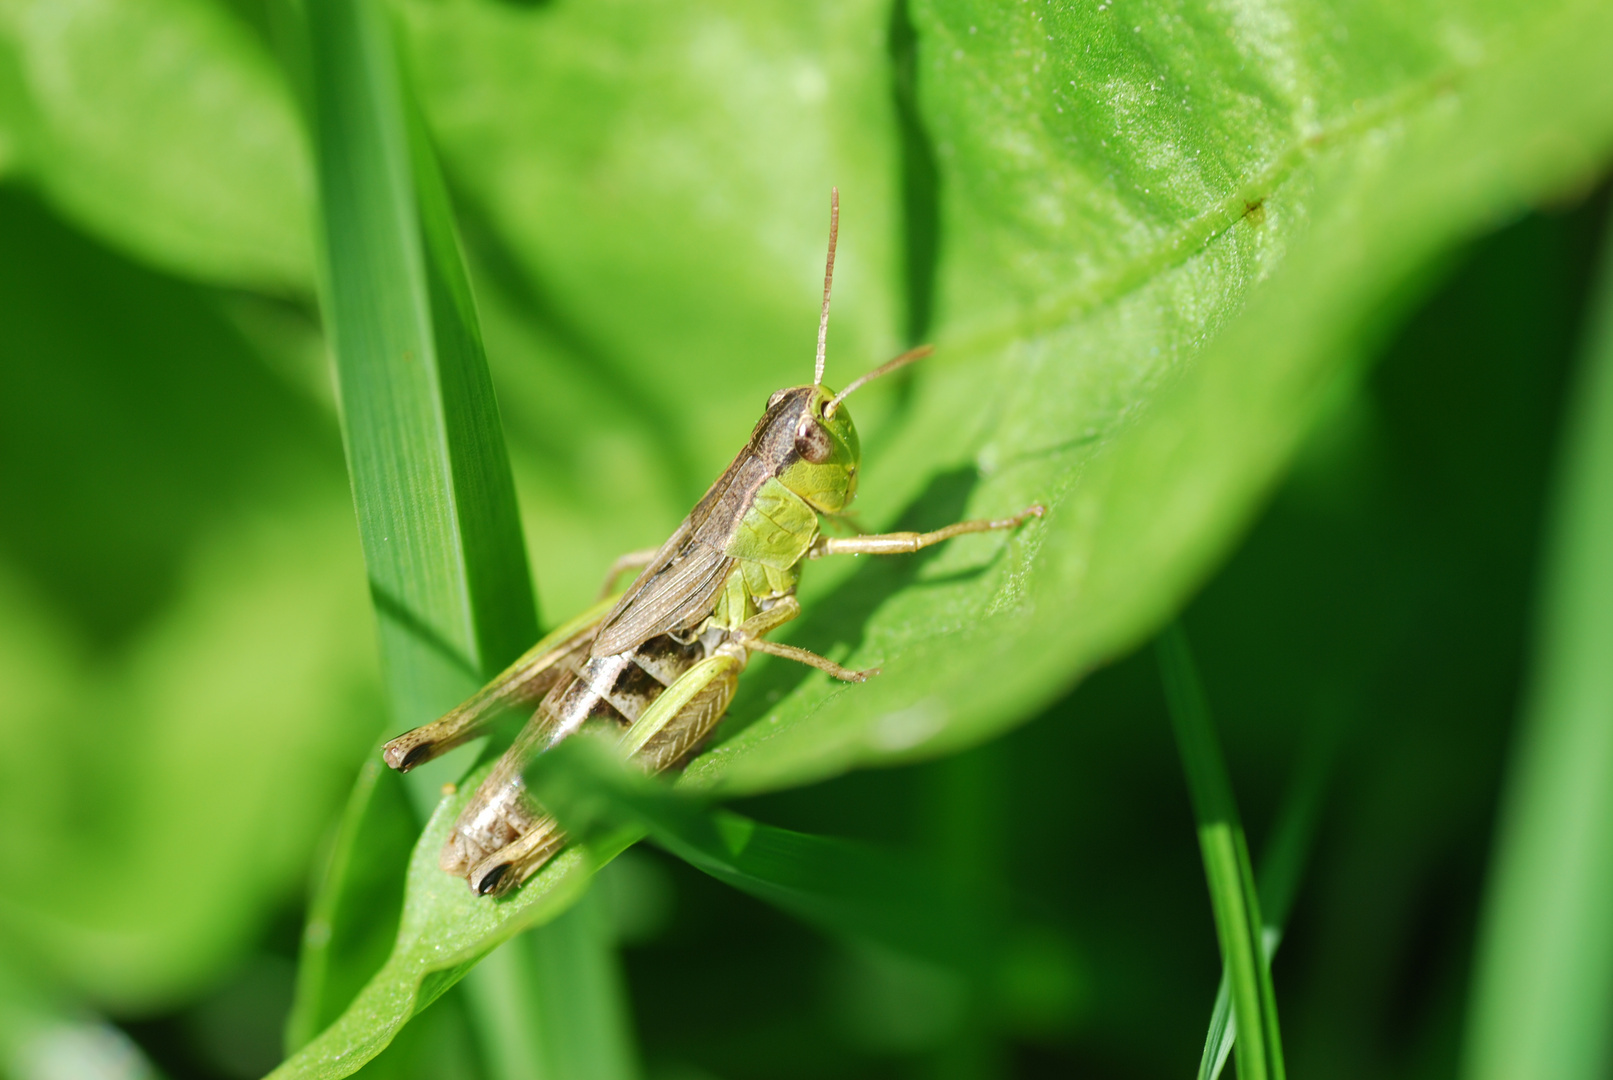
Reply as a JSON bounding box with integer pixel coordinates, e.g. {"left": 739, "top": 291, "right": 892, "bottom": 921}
{"left": 759, "top": 385, "right": 861, "bottom": 513}
{"left": 764, "top": 188, "right": 928, "bottom": 514}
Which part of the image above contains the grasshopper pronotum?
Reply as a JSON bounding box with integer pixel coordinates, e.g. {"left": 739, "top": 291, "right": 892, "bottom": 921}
{"left": 383, "top": 190, "right": 1043, "bottom": 895}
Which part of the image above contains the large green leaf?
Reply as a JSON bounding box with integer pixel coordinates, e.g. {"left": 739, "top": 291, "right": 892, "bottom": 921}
{"left": 393, "top": 0, "right": 1613, "bottom": 798}
{"left": 673, "top": 0, "right": 1613, "bottom": 795}
{"left": 280, "top": 2, "right": 1613, "bottom": 1063}
{"left": 10, "top": 1, "right": 1603, "bottom": 808}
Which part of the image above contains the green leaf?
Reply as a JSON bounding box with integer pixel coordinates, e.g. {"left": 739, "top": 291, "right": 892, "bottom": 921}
{"left": 280, "top": 0, "right": 1613, "bottom": 1068}
{"left": 525, "top": 737, "right": 984, "bottom": 975}
{"left": 0, "top": 0, "right": 312, "bottom": 288}
{"left": 269, "top": 762, "right": 631, "bottom": 1080}
{"left": 1462, "top": 208, "right": 1613, "bottom": 1079}
{"left": 1158, "top": 625, "right": 1284, "bottom": 1080}
{"left": 657, "top": 0, "right": 1613, "bottom": 796}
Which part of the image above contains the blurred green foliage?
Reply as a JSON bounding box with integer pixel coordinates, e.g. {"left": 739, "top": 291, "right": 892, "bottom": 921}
{"left": 0, "top": 0, "right": 1610, "bottom": 1077}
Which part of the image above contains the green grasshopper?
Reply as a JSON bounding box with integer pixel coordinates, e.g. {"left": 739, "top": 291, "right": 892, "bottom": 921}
{"left": 382, "top": 191, "right": 1042, "bottom": 895}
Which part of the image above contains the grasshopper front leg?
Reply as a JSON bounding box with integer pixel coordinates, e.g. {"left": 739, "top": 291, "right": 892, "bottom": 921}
{"left": 807, "top": 504, "right": 1044, "bottom": 558}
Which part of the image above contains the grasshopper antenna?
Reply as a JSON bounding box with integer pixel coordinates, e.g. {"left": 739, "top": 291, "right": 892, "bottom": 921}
{"left": 824, "top": 344, "right": 934, "bottom": 418}
{"left": 814, "top": 187, "right": 839, "bottom": 387}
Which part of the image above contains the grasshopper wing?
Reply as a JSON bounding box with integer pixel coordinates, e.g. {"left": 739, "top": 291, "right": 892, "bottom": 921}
{"left": 383, "top": 596, "right": 614, "bottom": 772}
{"left": 591, "top": 444, "right": 785, "bottom": 656}
{"left": 589, "top": 518, "right": 732, "bottom": 657}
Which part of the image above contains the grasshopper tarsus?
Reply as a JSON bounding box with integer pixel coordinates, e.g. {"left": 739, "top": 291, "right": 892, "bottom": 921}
{"left": 475, "top": 863, "right": 509, "bottom": 895}
{"left": 380, "top": 735, "right": 431, "bottom": 772}
{"left": 393, "top": 742, "right": 433, "bottom": 772}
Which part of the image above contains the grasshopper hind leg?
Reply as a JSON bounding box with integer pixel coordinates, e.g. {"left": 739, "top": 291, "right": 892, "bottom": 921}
{"left": 436, "top": 708, "right": 557, "bottom": 891}
{"left": 380, "top": 600, "right": 612, "bottom": 773}
{"left": 467, "top": 820, "right": 566, "bottom": 896}
{"left": 458, "top": 650, "right": 745, "bottom": 897}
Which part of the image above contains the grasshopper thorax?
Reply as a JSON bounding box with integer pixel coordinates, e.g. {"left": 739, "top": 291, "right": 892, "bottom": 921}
{"left": 754, "top": 384, "right": 860, "bottom": 513}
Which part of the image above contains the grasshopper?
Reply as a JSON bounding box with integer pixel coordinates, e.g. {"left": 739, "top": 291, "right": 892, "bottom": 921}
{"left": 382, "top": 191, "right": 1043, "bottom": 895}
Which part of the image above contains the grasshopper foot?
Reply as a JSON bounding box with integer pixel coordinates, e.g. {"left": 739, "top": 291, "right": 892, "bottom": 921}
{"left": 475, "top": 863, "right": 510, "bottom": 896}
{"left": 382, "top": 735, "right": 434, "bottom": 772}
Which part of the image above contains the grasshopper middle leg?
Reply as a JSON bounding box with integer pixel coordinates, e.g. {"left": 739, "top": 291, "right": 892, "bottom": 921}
{"left": 730, "top": 597, "right": 876, "bottom": 682}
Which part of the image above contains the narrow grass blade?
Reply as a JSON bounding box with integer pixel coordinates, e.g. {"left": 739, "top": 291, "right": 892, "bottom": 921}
{"left": 1158, "top": 625, "right": 1286, "bottom": 1080}
{"left": 521, "top": 896, "right": 638, "bottom": 1080}
{"left": 1197, "top": 716, "right": 1335, "bottom": 1079}
{"left": 305, "top": 0, "right": 535, "bottom": 712}
{"left": 526, "top": 737, "right": 983, "bottom": 974}
{"left": 279, "top": 0, "right": 635, "bottom": 1075}
{"left": 1461, "top": 218, "right": 1613, "bottom": 1080}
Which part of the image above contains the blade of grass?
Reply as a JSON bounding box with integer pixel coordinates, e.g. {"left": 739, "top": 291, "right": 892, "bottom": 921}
{"left": 1197, "top": 709, "right": 1337, "bottom": 1079}
{"left": 306, "top": 0, "right": 534, "bottom": 703}
{"left": 1157, "top": 624, "right": 1286, "bottom": 1080}
{"left": 283, "top": 0, "right": 634, "bottom": 1075}
{"left": 523, "top": 894, "right": 639, "bottom": 1080}
{"left": 1461, "top": 214, "right": 1613, "bottom": 1080}
{"left": 526, "top": 737, "right": 985, "bottom": 975}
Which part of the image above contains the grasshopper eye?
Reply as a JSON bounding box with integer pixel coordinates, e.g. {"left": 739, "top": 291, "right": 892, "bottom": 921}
{"left": 767, "top": 388, "right": 789, "bottom": 411}
{"left": 794, "top": 417, "right": 832, "bottom": 463}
